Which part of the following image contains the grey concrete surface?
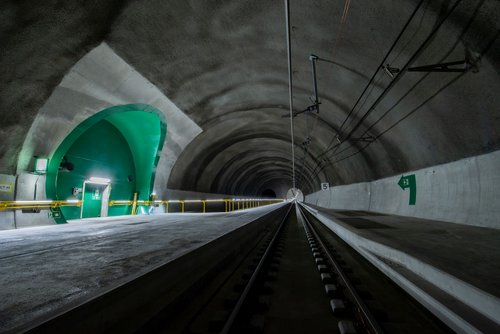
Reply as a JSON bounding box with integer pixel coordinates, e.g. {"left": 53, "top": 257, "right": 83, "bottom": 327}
{"left": 306, "top": 149, "right": 500, "bottom": 228}
{"left": 0, "top": 203, "right": 285, "bottom": 332}
{"left": 0, "top": 174, "right": 15, "bottom": 230}
{"left": 0, "top": 1, "right": 498, "bottom": 198}
{"left": 0, "top": 2, "right": 498, "bottom": 330}
{"left": 15, "top": 43, "right": 201, "bottom": 196}
{"left": 303, "top": 204, "right": 500, "bottom": 332}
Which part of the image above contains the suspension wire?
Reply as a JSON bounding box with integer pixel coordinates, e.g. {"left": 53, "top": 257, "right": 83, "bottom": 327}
{"left": 315, "top": 0, "right": 426, "bottom": 161}
{"left": 285, "top": 0, "right": 296, "bottom": 190}
{"left": 328, "top": 20, "right": 497, "bottom": 167}
{"left": 310, "top": 0, "right": 461, "bottom": 179}
{"left": 296, "top": 0, "right": 352, "bottom": 189}
{"left": 328, "top": 72, "right": 466, "bottom": 166}
{"left": 295, "top": 0, "right": 353, "bottom": 190}
{"left": 332, "top": 0, "right": 462, "bottom": 145}
{"left": 327, "top": 0, "right": 486, "bottom": 166}
{"left": 390, "top": 1, "right": 430, "bottom": 64}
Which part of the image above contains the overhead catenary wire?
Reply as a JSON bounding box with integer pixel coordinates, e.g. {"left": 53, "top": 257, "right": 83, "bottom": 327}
{"left": 333, "top": 0, "right": 463, "bottom": 145}
{"left": 327, "top": 72, "right": 466, "bottom": 166}
{"left": 310, "top": 0, "right": 461, "bottom": 180}
{"left": 354, "top": 0, "right": 488, "bottom": 143}
{"left": 296, "top": 0, "right": 352, "bottom": 189}
{"left": 317, "top": 0, "right": 426, "bottom": 160}
{"left": 323, "top": 24, "right": 498, "bottom": 168}
{"left": 285, "top": 0, "right": 296, "bottom": 190}
{"left": 294, "top": 0, "right": 353, "bottom": 190}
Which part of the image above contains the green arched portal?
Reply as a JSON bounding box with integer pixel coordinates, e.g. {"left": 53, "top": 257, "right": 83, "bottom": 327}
{"left": 46, "top": 104, "right": 167, "bottom": 223}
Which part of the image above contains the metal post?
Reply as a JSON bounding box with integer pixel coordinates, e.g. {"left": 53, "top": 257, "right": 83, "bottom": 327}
{"left": 181, "top": 200, "right": 184, "bottom": 213}
{"left": 310, "top": 54, "right": 320, "bottom": 113}
{"left": 131, "top": 192, "right": 138, "bottom": 215}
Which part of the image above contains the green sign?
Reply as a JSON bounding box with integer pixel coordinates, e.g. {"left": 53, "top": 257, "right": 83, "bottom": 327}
{"left": 398, "top": 174, "right": 416, "bottom": 205}
{"left": 49, "top": 207, "right": 62, "bottom": 219}
{"left": 92, "top": 188, "right": 101, "bottom": 200}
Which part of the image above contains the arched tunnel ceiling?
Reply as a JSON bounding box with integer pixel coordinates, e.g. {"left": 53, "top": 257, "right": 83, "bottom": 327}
{"left": 0, "top": 0, "right": 499, "bottom": 197}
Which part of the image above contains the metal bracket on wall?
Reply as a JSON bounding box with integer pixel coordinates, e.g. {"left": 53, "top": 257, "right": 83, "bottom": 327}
{"left": 407, "top": 59, "right": 472, "bottom": 73}
{"left": 351, "top": 136, "right": 376, "bottom": 143}
{"left": 383, "top": 54, "right": 479, "bottom": 78}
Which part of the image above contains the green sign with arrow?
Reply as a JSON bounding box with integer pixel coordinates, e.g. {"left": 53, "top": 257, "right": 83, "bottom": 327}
{"left": 398, "top": 174, "right": 416, "bottom": 205}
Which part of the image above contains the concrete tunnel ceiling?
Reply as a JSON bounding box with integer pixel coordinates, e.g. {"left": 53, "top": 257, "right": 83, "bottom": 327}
{"left": 0, "top": 1, "right": 499, "bottom": 198}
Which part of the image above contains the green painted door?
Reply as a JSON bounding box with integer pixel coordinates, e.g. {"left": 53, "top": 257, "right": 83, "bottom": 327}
{"left": 81, "top": 184, "right": 106, "bottom": 218}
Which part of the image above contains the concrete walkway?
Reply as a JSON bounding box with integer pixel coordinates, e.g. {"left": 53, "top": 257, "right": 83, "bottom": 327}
{"left": 303, "top": 204, "right": 500, "bottom": 334}
{"left": 0, "top": 204, "right": 284, "bottom": 333}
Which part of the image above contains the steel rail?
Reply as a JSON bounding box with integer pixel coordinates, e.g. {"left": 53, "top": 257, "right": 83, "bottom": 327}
{"left": 298, "top": 204, "right": 385, "bottom": 334}
{"left": 220, "top": 203, "right": 293, "bottom": 334}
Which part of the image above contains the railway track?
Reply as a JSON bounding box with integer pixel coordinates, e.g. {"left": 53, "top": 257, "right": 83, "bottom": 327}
{"left": 141, "top": 203, "right": 451, "bottom": 333}
{"left": 23, "top": 203, "right": 452, "bottom": 333}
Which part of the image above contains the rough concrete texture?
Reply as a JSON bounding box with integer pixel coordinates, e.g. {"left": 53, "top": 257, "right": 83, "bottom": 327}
{"left": 303, "top": 204, "right": 500, "bottom": 333}
{"left": 306, "top": 149, "right": 500, "bottom": 228}
{"left": 0, "top": 174, "right": 16, "bottom": 229}
{"left": 0, "top": 203, "right": 285, "bottom": 332}
{"left": 0, "top": 0, "right": 498, "bottom": 197}
{"left": 13, "top": 173, "right": 53, "bottom": 228}
{"left": 15, "top": 43, "right": 201, "bottom": 196}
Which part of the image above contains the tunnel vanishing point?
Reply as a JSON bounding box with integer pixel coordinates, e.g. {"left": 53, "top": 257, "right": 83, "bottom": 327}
{"left": 0, "top": 0, "right": 499, "bottom": 333}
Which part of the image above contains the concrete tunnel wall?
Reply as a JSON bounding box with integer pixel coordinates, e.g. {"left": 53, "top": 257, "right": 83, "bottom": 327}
{"left": 305, "top": 149, "right": 500, "bottom": 229}
{"left": 0, "top": 1, "right": 499, "bottom": 229}
{"left": 16, "top": 43, "right": 202, "bottom": 194}
{"left": 0, "top": 43, "right": 280, "bottom": 230}
{"left": 0, "top": 43, "right": 205, "bottom": 229}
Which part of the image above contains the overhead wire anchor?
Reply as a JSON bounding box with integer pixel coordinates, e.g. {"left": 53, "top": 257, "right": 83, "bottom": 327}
{"left": 309, "top": 54, "right": 321, "bottom": 115}
{"left": 383, "top": 49, "right": 479, "bottom": 77}
{"left": 351, "top": 136, "right": 376, "bottom": 143}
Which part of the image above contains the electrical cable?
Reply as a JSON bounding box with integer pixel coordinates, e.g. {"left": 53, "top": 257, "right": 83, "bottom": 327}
{"left": 316, "top": 0, "right": 426, "bottom": 160}
{"left": 334, "top": 0, "right": 462, "bottom": 144}
{"left": 285, "top": 0, "right": 296, "bottom": 190}
{"left": 317, "top": 25, "right": 496, "bottom": 171}
{"left": 354, "top": 0, "right": 487, "bottom": 143}
{"left": 329, "top": 72, "right": 466, "bottom": 166}
{"left": 310, "top": 0, "right": 461, "bottom": 179}
{"left": 309, "top": 0, "right": 463, "bottom": 180}
{"left": 296, "top": 0, "right": 353, "bottom": 189}
{"left": 325, "top": 0, "right": 487, "bottom": 166}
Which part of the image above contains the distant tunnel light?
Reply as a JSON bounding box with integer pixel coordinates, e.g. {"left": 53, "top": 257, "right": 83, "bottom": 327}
{"left": 34, "top": 157, "right": 49, "bottom": 174}
{"left": 88, "top": 176, "right": 111, "bottom": 184}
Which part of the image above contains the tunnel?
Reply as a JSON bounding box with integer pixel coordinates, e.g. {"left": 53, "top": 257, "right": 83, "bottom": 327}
{"left": 0, "top": 1, "right": 499, "bottom": 333}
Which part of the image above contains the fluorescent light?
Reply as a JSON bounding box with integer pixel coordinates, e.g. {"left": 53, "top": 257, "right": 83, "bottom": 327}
{"left": 88, "top": 177, "right": 110, "bottom": 184}
{"left": 34, "top": 157, "right": 48, "bottom": 174}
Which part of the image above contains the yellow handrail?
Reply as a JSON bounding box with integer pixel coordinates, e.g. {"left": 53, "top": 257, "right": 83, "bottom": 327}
{"left": 0, "top": 198, "right": 285, "bottom": 212}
